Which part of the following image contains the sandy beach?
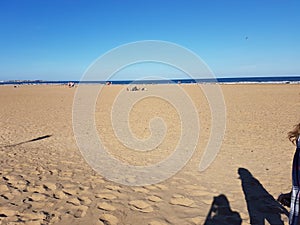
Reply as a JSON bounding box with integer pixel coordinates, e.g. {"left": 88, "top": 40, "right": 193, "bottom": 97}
{"left": 0, "top": 83, "right": 299, "bottom": 225}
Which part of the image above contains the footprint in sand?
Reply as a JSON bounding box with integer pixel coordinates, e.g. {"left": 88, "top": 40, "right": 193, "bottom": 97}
{"left": 129, "top": 200, "right": 154, "bottom": 213}
{"left": 95, "top": 193, "right": 117, "bottom": 200}
{"left": 11, "top": 180, "right": 28, "bottom": 191}
{"left": 21, "top": 212, "right": 46, "bottom": 220}
{"left": 30, "top": 200, "right": 54, "bottom": 209}
{"left": 79, "top": 185, "right": 90, "bottom": 192}
{"left": 1, "top": 192, "right": 15, "bottom": 200}
{"left": 72, "top": 205, "right": 89, "bottom": 218}
{"left": 169, "top": 194, "right": 196, "bottom": 207}
{"left": 99, "top": 214, "right": 119, "bottom": 225}
{"left": 62, "top": 188, "right": 77, "bottom": 196}
{"left": 63, "top": 183, "right": 77, "bottom": 189}
{"left": 3, "top": 175, "right": 18, "bottom": 183}
{"left": 145, "top": 185, "right": 158, "bottom": 191}
{"left": 147, "top": 195, "right": 163, "bottom": 203}
{"left": 66, "top": 197, "right": 81, "bottom": 206}
{"left": 133, "top": 187, "right": 150, "bottom": 194}
{"left": 43, "top": 182, "right": 57, "bottom": 191}
{"left": 105, "top": 185, "right": 122, "bottom": 191}
{"left": 3, "top": 175, "right": 27, "bottom": 191}
{"left": 29, "top": 193, "right": 48, "bottom": 202}
{"left": 154, "top": 184, "right": 168, "bottom": 191}
{"left": 97, "top": 202, "right": 116, "bottom": 211}
{"left": 53, "top": 190, "right": 67, "bottom": 199}
{"left": 26, "top": 185, "right": 45, "bottom": 193}
{"left": 18, "top": 212, "right": 46, "bottom": 224}
{"left": 78, "top": 196, "right": 92, "bottom": 205}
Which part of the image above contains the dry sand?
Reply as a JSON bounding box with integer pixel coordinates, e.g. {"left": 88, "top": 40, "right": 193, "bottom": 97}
{"left": 0, "top": 83, "right": 299, "bottom": 225}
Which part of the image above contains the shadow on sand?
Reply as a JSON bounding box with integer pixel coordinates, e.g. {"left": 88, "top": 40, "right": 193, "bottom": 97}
{"left": 204, "top": 194, "right": 242, "bottom": 225}
{"left": 238, "top": 168, "right": 289, "bottom": 225}
{"left": 2, "top": 134, "right": 52, "bottom": 148}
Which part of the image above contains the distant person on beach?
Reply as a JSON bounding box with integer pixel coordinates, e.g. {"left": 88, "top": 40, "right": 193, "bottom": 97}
{"left": 278, "top": 123, "right": 300, "bottom": 225}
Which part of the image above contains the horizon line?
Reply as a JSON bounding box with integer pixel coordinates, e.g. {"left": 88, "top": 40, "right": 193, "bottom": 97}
{"left": 1, "top": 74, "right": 300, "bottom": 82}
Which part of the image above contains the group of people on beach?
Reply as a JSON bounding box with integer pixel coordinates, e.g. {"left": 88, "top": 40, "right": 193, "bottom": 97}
{"left": 278, "top": 123, "right": 300, "bottom": 225}
{"left": 126, "top": 85, "right": 147, "bottom": 92}
{"left": 67, "top": 82, "right": 75, "bottom": 88}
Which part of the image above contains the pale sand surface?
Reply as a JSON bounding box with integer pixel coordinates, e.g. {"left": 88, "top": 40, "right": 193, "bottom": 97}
{"left": 0, "top": 84, "right": 299, "bottom": 225}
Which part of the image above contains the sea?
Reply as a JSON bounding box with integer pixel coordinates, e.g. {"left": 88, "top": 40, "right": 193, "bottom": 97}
{"left": 0, "top": 76, "right": 300, "bottom": 85}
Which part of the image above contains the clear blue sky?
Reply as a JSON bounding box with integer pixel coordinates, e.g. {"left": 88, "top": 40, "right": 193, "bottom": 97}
{"left": 0, "top": 0, "right": 299, "bottom": 81}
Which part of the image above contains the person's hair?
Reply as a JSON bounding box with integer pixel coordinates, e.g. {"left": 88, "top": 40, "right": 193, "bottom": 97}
{"left": 288, "top": 123, "right": 300, "bottom": 145}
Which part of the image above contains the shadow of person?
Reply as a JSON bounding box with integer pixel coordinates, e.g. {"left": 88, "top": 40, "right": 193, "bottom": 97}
{"left": 204, "top": 194, "right": 242, "bottom": 225}
{"left": 238, "top": 168, "right": 289, "bottom": 225}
